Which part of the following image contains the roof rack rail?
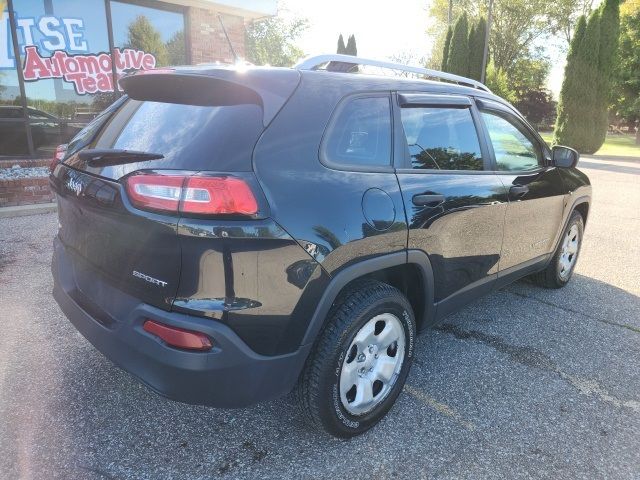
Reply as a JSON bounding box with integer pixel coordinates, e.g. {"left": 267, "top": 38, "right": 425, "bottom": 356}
{"left": 294, "top": 54, "right": 491, "bottom": 93}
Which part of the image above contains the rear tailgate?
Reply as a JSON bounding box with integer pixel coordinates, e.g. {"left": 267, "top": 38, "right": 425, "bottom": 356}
{"left": 53, "top": 165, "right": 181, "bottom": 310}
{"left": 51, "top": 67, "right": 300, "bottom": 312}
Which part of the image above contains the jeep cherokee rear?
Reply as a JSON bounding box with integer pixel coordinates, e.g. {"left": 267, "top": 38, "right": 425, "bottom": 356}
{"left": 51, "top": 55, "right": 591, "bottom": 438}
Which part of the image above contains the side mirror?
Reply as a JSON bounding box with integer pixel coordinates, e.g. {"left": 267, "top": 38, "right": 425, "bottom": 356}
{"left": 552, "top": 145, "right": 580, "bottom": 168}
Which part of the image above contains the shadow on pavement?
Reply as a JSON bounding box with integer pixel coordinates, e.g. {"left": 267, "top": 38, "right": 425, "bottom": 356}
{"left": 579, "top": 160, "right": 640, "bottom": 175}
{"left": 45, "top": 273, "right": 640, "bottom": 478}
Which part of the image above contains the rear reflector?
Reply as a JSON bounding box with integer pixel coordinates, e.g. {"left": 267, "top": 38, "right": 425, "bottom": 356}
{"left": 125, "top": 173, "right": 258, "bottom": 216}
{"left": 143, "top": 319, "right": 212, "bottom": 351}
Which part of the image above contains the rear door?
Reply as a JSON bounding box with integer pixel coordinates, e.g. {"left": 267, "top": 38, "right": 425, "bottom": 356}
{"left": 393, "top": 93, "right": 507, "bottom": 319}
{"left": 474, "top": 99, "right": 565, "bottom": 274}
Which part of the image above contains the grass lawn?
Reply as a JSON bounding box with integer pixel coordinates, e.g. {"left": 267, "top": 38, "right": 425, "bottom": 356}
{"left": 538, "top": 131, "right": 640, "bottom": 158}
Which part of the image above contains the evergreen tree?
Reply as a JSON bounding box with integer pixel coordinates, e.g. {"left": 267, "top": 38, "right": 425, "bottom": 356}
{"left": 125, "top": 15, "right": 169, "bottom": 66}
{"left": 594, "top": 0, "right": 621, "bottom": 148}
{"left": 554, "top": 13, "right": 602, "bottom": 152}
{"left": 441, "top": 26, "right": 453, "bottom": 71}
{"left": 337, "top": 34, "right": 346, "bottom": 54}
{"left": 346, "top": 35, "right": 358, "bottom": 56}
{"left": 446, "top": 14, "right": 470, "bottom": 77}
{"left": 555, "top": 0, "right": 621, "bottom": 153}
{"left": 468, "top": 18, "right": 487, "bottom": 81}
{"left": 165, "top": 30, "right": 186, "bottom": 65}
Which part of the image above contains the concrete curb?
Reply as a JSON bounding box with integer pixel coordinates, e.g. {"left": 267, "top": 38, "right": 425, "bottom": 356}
{"left": 0, "top": 203, "right": 57, "bottom": 219}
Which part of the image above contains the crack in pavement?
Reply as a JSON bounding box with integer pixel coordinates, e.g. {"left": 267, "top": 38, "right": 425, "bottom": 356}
{"left": 436, "top": 324, "right": 640, "bottom": 414}
{"left": 505, "top": 289, "right": 640, "bottom": 334}
{"left": 403, "top": 384, "right": 477, "bottom": 431}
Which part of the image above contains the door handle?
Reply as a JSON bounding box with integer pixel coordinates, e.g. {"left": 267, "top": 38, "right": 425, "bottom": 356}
{"left": 509, "top": 185, "right": 529, "bottom": 198}
{"left": 412, "top": 193, "right": 445, "bottom": 207}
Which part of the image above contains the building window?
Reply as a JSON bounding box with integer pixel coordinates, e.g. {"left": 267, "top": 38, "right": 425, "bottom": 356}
{"left": 1, "top": 0, "right": 187, "bottom": 157}
{"left": 110, "top": 1, "right": 187, "bottom": 67}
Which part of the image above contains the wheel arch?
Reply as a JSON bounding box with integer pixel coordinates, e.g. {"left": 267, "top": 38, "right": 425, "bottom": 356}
{"left": 573, "top": 200, "right": 590, "bottom": 225}
{"left": 301, "top": 250, "right": 435, "bottom": 347}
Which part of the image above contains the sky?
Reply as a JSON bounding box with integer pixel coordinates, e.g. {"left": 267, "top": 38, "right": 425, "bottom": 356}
{"left": 280, "top": 0, "right": 566, "bottom": 97}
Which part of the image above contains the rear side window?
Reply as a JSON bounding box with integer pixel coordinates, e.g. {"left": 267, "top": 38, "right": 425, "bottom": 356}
{"left": 322, "top": 96, "right": 392, "bottom": 168}
{"left": 64, "top": 99, "right": 264, "bottom": 180}
{"left": 400, "top": 107, "right": 483, "bottom": 171}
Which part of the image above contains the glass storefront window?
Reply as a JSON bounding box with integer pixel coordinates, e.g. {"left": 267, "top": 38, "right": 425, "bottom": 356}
{"left": 1, "top": 7, "right": 28, "bottom": 155}
{"left": 110, "top": 1, "right": 187, "bottom": 67}
{"left": 9, "top": 0, "right": 113, "bottom": 155}
{"left": 0, "top": 67, "right": 29, "bottom": 155}
{"left": 1, "top": 0, "right": 186, "bottom": 157}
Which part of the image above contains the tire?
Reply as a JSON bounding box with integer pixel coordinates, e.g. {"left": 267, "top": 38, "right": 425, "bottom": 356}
{"left": 533, "top": 210, "right": 584, "bottom": 289}
{"left": 296, "top": 280, "right": 416, "bottom": 438}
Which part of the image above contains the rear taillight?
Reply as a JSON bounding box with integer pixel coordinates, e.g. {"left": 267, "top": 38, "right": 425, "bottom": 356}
{"left": 143, "top": 319, "right": 212, "bottom": 351}
{"left": 50, "top": 144, "right": 67, "bottom": 173}
{"left": 125, "top": 173, "right": 258, "bottom": 216}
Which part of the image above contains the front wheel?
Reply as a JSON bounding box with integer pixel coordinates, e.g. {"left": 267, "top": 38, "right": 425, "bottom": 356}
{"left": 296, "top": 280, "right": 416, "bottom": 438}
{"left": 534, "top": 210, "right": 584, "bottom": 288}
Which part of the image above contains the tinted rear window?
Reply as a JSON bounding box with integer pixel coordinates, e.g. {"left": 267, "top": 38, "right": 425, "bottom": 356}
{"left": 64, "top": 99, "right": 264, "bottom": 179}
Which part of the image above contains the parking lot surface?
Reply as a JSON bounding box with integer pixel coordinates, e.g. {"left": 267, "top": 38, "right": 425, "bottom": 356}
{"left": 1, "top": 156, "right": 639, "bottom": 479}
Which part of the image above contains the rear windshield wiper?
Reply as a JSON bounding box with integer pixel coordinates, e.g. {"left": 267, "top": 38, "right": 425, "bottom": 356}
{"left": 77, "top": 149, "right": 164, "bottom": 168}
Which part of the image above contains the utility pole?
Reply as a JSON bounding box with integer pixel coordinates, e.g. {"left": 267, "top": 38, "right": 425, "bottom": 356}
{"left": 480, "top": 0, "right": 494, "bottom": 83}
{"left": 448, "top": 0, "right": 453, "bottom": 26}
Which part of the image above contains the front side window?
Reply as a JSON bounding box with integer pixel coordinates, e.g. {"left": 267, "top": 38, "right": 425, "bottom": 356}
{"left": 400, "top": 107, "right": 483, "bottom": 170}
{"left": 481, "top": 111, "right": 542, "bottom": 171}
{"left": 323, "top": 96, "right": 392, "bottom": 168}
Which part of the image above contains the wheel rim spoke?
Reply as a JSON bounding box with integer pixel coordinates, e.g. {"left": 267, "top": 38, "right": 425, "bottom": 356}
{"left": 376, "top": 321, "right": 400, "bottom": 350}
{"left": 558, "top": 223, "right": 580, "bottom": 279}
{"left": 374, "top": 355, "right": 397, "bottom": 383}
{"left": 340, "top": 358, "right": 359, "bottom": 394}
{"left": 355, "top": 377, "right": 374, "bottom": 408}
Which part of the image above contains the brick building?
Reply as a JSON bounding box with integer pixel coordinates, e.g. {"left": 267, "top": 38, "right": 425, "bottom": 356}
{"left": 0, "top": 0, "right": 277, "bottom": 158}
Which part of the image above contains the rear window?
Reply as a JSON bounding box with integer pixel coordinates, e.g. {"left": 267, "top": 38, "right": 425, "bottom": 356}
{"left": 64, "top": 98, "right": 264, "bottom": 180}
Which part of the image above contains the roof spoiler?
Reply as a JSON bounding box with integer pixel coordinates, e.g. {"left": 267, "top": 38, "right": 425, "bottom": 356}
{"left": 119, "top": 68, "right": 301, "bottom": 126}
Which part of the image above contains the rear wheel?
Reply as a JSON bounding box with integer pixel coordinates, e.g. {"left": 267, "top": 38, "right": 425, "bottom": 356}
{"left": 296, "top": 280, "right": 416, "bottom": 438}
{"left": 534, "top": 210, "right": 584, "bottom": 288}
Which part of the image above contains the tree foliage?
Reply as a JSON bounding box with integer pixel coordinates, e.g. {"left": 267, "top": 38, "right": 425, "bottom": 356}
{"left": 125, "top": 15, "right": 168, "bottom": 66}
{"left": 468, "top": 18, "right": 486, "bottom": 81}
{"left": 165, "top": 30, "right": 186, "bottom": 65}
{"left": 446, "top": 13, "right": 470, "bottom": 76}
{"left": 337, "top": 34, "right": 346, "bottom": 54}
{"left": 428, "top": 0, "right": 594, "bottom": 74}
{"left": 441, "top": 26, "right": 453, "bottom": 71}
{"left": 346, "top": 35, "right": 358, "bottom": 56}
{"left": 554, "top": 0, "right": 621, "bottom": 153}
{"left": 245, "top": 17, "right": 308, "bottom": 67}
{"left": 612, "top": 2, "right": 640, "bottom": 143}
{"left": 594, "top": 0, "right": 621, "bottom": 147}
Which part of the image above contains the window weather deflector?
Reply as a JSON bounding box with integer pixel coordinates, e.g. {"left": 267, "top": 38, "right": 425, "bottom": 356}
{"left": 398, "top": 94, "right": 472, "bottom": 107}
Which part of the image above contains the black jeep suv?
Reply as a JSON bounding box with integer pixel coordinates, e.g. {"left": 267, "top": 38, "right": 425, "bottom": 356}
{"left": 50, "top": 55, "right": 591, "bottom": 438}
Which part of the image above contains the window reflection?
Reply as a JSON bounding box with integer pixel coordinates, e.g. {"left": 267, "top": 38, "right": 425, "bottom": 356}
{"left": 401, "top": 107, "right": 483, "bottom": 171}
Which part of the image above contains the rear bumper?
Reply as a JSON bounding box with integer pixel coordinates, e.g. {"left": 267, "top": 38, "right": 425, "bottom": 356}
{"left": 52, "top": 237, "right": 311, "bottom": 408}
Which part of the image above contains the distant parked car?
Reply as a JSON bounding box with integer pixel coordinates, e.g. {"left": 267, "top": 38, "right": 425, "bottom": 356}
{"left": 0, "top": 106, "right": 83, "bottom": 155}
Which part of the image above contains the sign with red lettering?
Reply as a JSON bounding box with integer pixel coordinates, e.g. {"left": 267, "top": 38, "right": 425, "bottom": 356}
{"left": 22, "top": 46, "right": 157, "bottom": 95}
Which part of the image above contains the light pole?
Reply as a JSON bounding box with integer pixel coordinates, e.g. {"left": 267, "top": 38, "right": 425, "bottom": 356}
{"left": 480, "top": 0, "right": 494, "bottom": 83}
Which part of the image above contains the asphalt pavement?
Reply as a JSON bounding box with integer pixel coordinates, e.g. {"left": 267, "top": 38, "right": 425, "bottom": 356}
{"left": 1, "top": 156, "right": 638, "bottom": 479}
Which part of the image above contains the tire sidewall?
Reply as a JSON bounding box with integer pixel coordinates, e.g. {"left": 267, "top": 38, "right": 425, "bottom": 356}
{"left": 322, "top": 295, "right": 416, "bottom": 437}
